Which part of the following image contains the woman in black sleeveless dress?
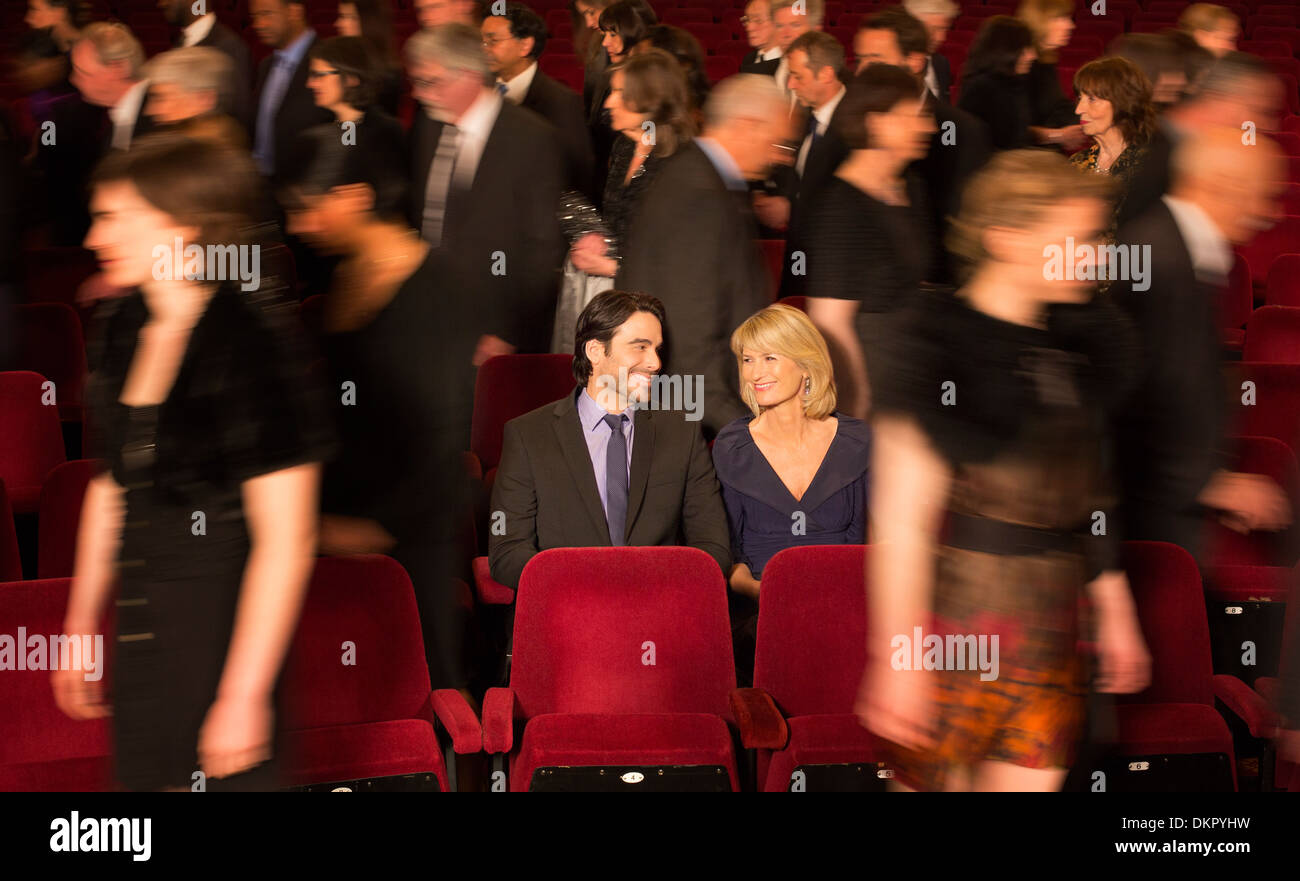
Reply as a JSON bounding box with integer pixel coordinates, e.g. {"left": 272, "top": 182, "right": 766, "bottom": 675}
{"left": 56, "top": 135, "right": 332, "bottom": 791}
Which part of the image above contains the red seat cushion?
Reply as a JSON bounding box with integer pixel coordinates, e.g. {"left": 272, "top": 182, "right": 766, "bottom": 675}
{"left": 1114, "top": 703, "right": 1235, "bottom": 757}
{"left": 0, "top": 755, "right": 116, "bottom": 792}
{"left": 282, "top": 719, "right": 449, "bottom": 790}
{"left": 511, "top": 713, "right": 738, "bottom": 791}
{"left": 762, "top": 713, "right": 879, "bottom": 792}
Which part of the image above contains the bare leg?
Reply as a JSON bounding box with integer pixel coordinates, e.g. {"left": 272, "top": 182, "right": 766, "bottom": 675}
{"left": 972, "top": 761, "right": 1068, "bottom": 792}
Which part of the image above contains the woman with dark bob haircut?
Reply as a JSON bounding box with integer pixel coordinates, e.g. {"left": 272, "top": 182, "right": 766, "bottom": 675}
{"left": 1069, "top": 56, "right": 1157, "bottom": 236}
{"left": 957, "top": 15, "right": 1038, "bottom": 150}
{"left": 303, "top": 36, "right": 406, "bottom": 176}
{"left": 802, "top": 63, "right": 935, "bottom": 419}
{"left": 56, "top": 134, "right": 333, "bottom": 790}
{"left": 588, "top": 0, "right": 658, "bottom": 198}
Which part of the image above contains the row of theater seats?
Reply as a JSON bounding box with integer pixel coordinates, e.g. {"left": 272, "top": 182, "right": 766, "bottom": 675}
{"left": 1, "top": 543, "right": 1295, "bottom": 791}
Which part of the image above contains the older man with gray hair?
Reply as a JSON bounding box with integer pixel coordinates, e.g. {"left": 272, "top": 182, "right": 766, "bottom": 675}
{"left": 902, "top": 0, "right": 958, "bottom": 104}
{"left": 618, "top": 74, "right": 795, "bottom": 437}
{"left": 70, "top": 21, "right": 154, "bottom": 151}
{"left": 406, "top": 23, "right": 565, "bottom": 362}
{"left": 142, "top": 47, "right": 237, "bottom": 129}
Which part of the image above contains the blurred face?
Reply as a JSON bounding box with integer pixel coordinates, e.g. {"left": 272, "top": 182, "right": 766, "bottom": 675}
{"left": 741, "top": 347, "right": 804, "bottom": 411}
{"left": 1196, "top": 24, "right": 1238, "bottom": 58}
{"left": 576, "top": 1, "right": 602, "bottom": 31}
{"left": 916, "top": 12, "right": 951, "bottom": 53}
{"left": 854, "top": 27, "right": 904, "bottom": 72}
{"left": 250, "top": 0, "right": 297, "bottom": 49}
{"left": 604, "top": 69, "right": 646, "bottom": 137}
{"left": 866, "top": 97, "right": 934, "bottom": 162}
{"left": 727, "top": 112, "right": 793, "bottom": 179}
{"left": 786, "top": 49, "right": 835, "bottom": 109}
{"left": 1043, "top": 16, "right": 1073, "bottom": 52}
{"left": 1151, "top": 71, "right": 1186, "bottom": 108}
{"left": 1015, "top": 46, "right": 1035, "bottom": 75}
{"left": 26, "top": 0, "right": 62, "bottom": 30}
{"left": 146, "top": 82, "right": 216, "bottom": 124}
{"left": 416, "top": 0, "right": 471, "bottom": 29}
{"left": 69, "top": 40, "right": 128, "bottom": 107}
{"left": 772, "top": 7, "right": 810, "bottom": 52}
{"left": 85, "top": 181, "right": 199, "bottom": 289}
{"left": 410, "top": 58, "right": 481, "bottom": 120}
{"left": 1075, "top": 91, "right": 1115, "bottom": 138}
{"left": 601, "top": 26, "right": 625, "bottom": 62}
{"left": 12, "top": 55, "right": 65, "bottom": 93}
{"left": 283, "top": 187, "right": 367, "bottom": 253}
{"left": 482, "top": 15, "right": 530, "bottom": 78}
{"left": 743, "top": 0, "right": 774, "bottom": 50}
{"left": 587, "top": 310, "right": 663, "bottom": 407}
{"left": 992, "top": 197, "right": 1107, "bottom": 301}
{"left": 307, "top": 57, "right": 348, "bottom": 108}
{"left": 336, "top": 2, "right": 360, "bottom": 37}
{"left": 1209, "top": 154, "right": 1286, "bottom": 245}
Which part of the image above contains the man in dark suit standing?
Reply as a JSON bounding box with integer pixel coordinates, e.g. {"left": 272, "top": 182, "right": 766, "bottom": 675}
{"left": 903, "top": 0, "right": 955, "bottom": 105}
{"left": 159, "top": 0, "right": 253, "bottom": 130}
{"left": 69, "top": 22, "right": 156, "bottom": 153}
{"left": 764, "top": 30, "right": 849, "bottom": 299}
{"left": 857, "top": 7, "right": 990, "bottom": 283}
{"left": 618, "top": 74, "right": 790, "bottom": 438}
{"left": 407, "top": 23, "right": 565, "bottom": 358}
{"left": 489, "top": 290, "right": 731, "bottom": 589}
{"left": 482, "top": 3, "right": 594, "bottom": 196}
{"left": 250, "top": 0, "right": 331, "bottom": 180}
{"left": 1113, "top": 128, "right": 1291, "bottom": 560}
{"left": 739, "top": 0, "right": 782, "bottom": 77}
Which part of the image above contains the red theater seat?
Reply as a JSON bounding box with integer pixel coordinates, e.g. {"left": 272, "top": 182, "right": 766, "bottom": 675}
{"left": 732, "top": 545, "right": 884, "bottom": 791}
{"left": 1113, "top": 542, "right": 1242, "bottom": 791}
{"left": 279, "top": 555, "right": 480, "bottom": 791}
{"left": 0, "top": 480, "right": 21, "bottom": 582}
{"left": 1245, "top": 305, "right": 1300, "bottom": 363}
{"left": 1266, "top": 253, "right": 1300, "bottom": 306}
{"left": 1222, "top": 256, "right": 1253, "bottom": 351}
{"left": 37, "top": 459, "right": 100, "bottom": 580}
{"left": 1238, "top": 217, "right": 1300, "bottom": 285}
{"left": 481, "top": 547, "right": 740, "bottom": 791}
{"left": 0, "top": 371, "right": 68, "bottom": 514}
{"left": 0, "top": 578, "right": 115, "bottom": 791}
{"left": 1227, "top": 362, "right": 1300, "bottom": 451}
{"left": 468, "top": 354, "right": 575, "bottom": 487}
{"left": 13, "top": 304, "right": 87, "bottom": 426}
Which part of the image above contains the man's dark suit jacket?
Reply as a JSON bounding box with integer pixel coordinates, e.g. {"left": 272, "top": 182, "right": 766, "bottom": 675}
{"left": 253, "top": 33, "right": 333, "bottom": 180}
{"left": 912, "top": 93, "right": 992, "bottom": 283}
{"left": 739, "top": 50, "right": 781, "bottom": 76}
{"left": 408, "top": 98, "right": 565, "bottom": 353}
{"left": 488, "top": 388, "right": 732, "bottom": 589}
{"left": 929, "top": 52, "right": 952, "bottom": 104}
{"left": 1117, "top": 122, "right": 1174, "bottom": 230}
{"left": 183, "top": 19, "right": 253, "bottom": 130}
{"left": 521, "top": 67, "right": 595, "bottom": 197}
{"left": 1112, "top": 198, "right": 1226, "bottom": 559}
{"left": 617, "top": 142, "right": 770, "bottom": 438}
{"left": 776, "top": 98, "right": 852, "bottom": 298}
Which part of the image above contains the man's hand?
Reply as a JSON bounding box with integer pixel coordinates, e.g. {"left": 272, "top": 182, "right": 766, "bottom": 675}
{"left": 472, "top": 334, "right": 516, "bottom": 367}
{"left": 752, "top": 193, "right": 790, "bottom": 231}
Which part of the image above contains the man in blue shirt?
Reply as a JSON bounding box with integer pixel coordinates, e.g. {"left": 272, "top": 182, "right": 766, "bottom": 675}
{"left": 250, "top": 0, "right": 330, "bottom": 179}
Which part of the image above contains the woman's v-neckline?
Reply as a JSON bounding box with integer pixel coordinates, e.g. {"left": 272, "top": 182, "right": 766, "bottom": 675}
{"left": 746, "top": 416, "right": 841, "bottom": 505}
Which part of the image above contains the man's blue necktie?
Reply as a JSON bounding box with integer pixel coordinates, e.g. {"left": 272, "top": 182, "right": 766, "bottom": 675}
{"left": 602, "top": 413, "right": 628, "bottom": 546}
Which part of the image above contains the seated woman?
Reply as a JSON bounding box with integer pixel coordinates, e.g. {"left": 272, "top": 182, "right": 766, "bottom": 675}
{"left": 280, "top": 126, "right": 474, "bottom": 691}
{"left": 1069, "top": 56, "right": 1156, "bottom": 237}
{"left": 957, "top": 15, "right": 1037, "bottom": 151}
{"left": 712, "top": 303, "right": 870, "bottom": 683}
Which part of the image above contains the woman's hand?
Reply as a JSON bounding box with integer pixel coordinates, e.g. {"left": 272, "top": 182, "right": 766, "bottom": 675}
{"left": 197, "top": 694, "right": 274, "bottom": 780}
{"left": 318, "top": 514, "right": 396, "bottom": 555}
{"left": 728, "top": 562, "right": 761, "bottom": 598}
{"left": 1094, "top": 604, "right": 1151, "bottom": 694}
{"left": 51, "top": 631, "right": 112, "bottom": 720}
{"left": 856, "top": 659, "right": 937, "bottom": 752}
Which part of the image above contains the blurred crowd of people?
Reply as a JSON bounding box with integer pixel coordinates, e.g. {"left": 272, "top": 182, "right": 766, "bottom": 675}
{"left": 4, "top": 0, "right": 1299, "bottom": 791}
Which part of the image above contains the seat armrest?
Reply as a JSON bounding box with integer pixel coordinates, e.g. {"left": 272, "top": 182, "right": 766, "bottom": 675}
{"left": 729, "top": 687, "right": 789, "bottom": 750}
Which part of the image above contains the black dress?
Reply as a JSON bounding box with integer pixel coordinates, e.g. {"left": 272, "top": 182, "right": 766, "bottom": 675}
{"left": 803, "top": 173, "right": 932, "bottom": 381}
{"left": 320, "top": 247, "right": 474, "bottom": 689}
{"left": 869, "top": 288, "right": 1137, "bottom": 791}
{"left": 958, "top": 70, "right": 1034, "bottom": 151}
{"left": 87, "top": 283, "right": 333, "bottom": 791}
{"left": 1027, "top": 60, "right": 1078, "bottom": 130}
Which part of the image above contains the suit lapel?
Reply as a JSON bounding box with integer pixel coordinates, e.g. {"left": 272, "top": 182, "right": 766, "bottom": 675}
{"left": 625, "top": 407, "right": 655, "bottom": 539}
{"left": 552, "top": 395, "right": 613, "bottom": 544}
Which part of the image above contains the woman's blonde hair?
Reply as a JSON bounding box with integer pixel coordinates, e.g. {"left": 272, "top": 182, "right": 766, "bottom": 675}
{"left": 1016, "top": 0, "right": 1074, "bottom": 63}
{"left": 730, "top": 303, "right": 837, "bottom": 420}
{"left": 947, "top": 149, "right": 1112, "bottom": 279}
{"left": 1179, "top": 3, "right": 1238, "bottom": 36}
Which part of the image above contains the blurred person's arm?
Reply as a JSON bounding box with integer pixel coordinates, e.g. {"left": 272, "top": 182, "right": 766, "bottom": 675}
{"left": 1198, "top": 470, "right": 1293, "bottom": 533}
{"left": 54, "top": 473, "right": 125, "bottom": 720}
{"left": 719, "top": 472, "right": 758, "bottom": 597}
{"left": 1085, "top": 569, "right": 1151, "bottom": 694}
{"left": 198, "top": 462, "right": 320, "bottom": 778}
{"left": 488, "top": 420, "right": 540, "bottom": 590}
{"left": 806, "top": 297, "right": 868, "bottom": 419}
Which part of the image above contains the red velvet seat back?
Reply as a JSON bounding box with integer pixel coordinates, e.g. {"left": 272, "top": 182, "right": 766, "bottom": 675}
{"left": 753, "top": 545, "right": 868, "bottom": 718}
{"left": 0, "top": 371, "right": 68, "bottom": 512}
{"left": 1206, "top": 437, "right": 1300, "bottom": 568}
{"left": 280, "top": 555, "right": 433, "bottom": 729}
{"left": 0, "top": 480, "right": 21, "bottom": 582}
{"left": 1266, "top": 254, "right": 1300, "bottom": 306}
{"left": 14, "top": 304, "right": 86, "bottom": 418}
{"left": 38, "top": 459, "right": 100, "bottom": 580}
{"left": 1227, "top": 362, "right": 1300, "bottom": 452}
{"left": 1118, "top": 542, "right": 1215, "bottom": 707}
{"left": 1245, "top": 305, "right": 1300, "bottom": 363}
{"left": 510, "top": 547, "right": 734, "bottom": 718}
{"left": 469, "top": 354, "right": 575, "bottom": 473}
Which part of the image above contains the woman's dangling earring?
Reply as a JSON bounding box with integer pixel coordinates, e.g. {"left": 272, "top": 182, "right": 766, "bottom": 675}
{"left": 804, "top": 376, "right": 811, "bottom": 396}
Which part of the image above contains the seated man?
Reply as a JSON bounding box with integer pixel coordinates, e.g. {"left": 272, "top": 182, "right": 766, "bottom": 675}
{"left": 488, "top": 290, "right": 732, "bottom": 589}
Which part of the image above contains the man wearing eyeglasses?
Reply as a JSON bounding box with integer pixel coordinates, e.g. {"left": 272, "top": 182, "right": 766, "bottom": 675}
{"left": 482, "top": 3, "right": 594, "bottom": 195}
{"left": 739, "top": 0, "right": 781, "bottom": 77}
